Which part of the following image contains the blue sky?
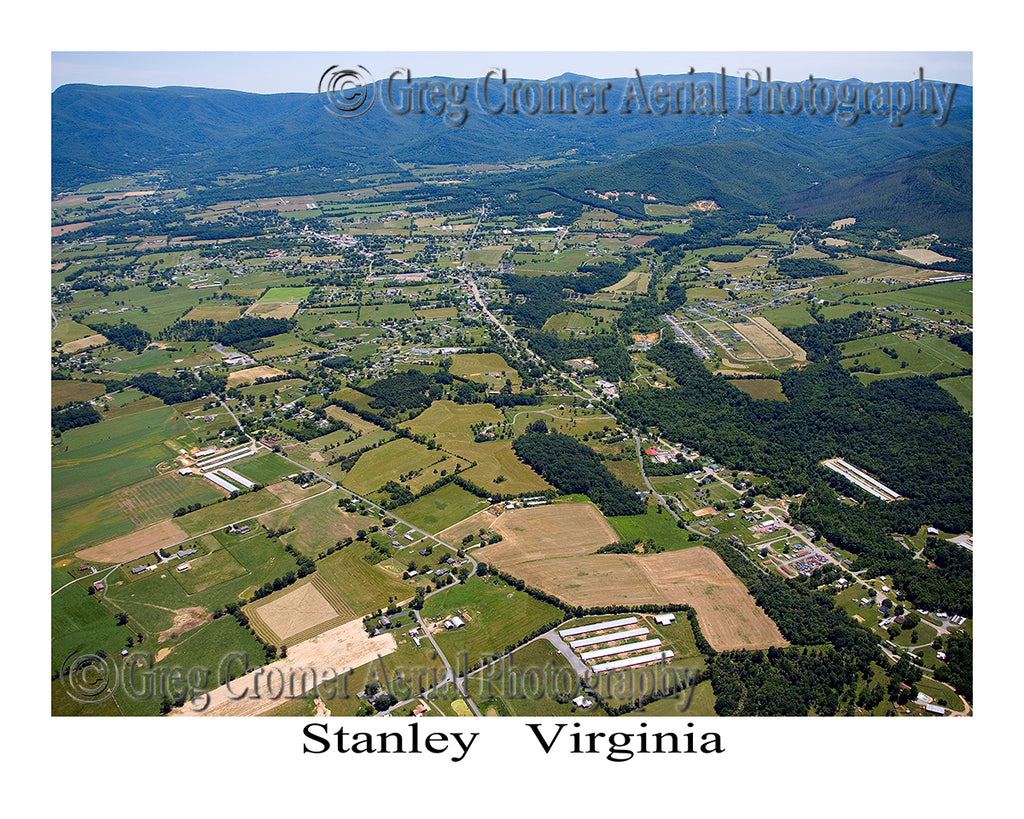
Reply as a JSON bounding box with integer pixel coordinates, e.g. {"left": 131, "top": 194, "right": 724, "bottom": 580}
{"left": 51, "top": 51, "right": 973, "bottom": 94}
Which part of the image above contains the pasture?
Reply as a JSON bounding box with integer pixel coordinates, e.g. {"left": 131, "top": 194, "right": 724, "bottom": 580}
{"left": 52, "top": 379, "right": 105, "bottom": 408}
{"left": 392, "top": 483, "right": 490, "bottom": 534}
{"left": 342, "top": 437, "right": 472, "bottom": 498}
{"left": 422, "top": 575, "right": 564, "bottom": 675}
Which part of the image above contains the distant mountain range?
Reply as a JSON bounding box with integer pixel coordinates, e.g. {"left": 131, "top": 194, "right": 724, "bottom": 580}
{"left": 51, "top": 75, "right": 972, "bottom": 240}
{"left": 777, "top": 142, "right": 972, "bottom": 242}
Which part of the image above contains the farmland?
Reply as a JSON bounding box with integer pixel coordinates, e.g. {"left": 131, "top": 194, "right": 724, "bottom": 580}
{"left": 51, "top": 92, "right": 974, "bottom": 722}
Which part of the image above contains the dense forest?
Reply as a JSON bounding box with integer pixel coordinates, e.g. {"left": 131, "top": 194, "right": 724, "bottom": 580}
{"left": 512, "top": 429, "right": 645, "bottom": 516}
{"left": 616, "top": 340, "right": 972, "bottom": 600}
{"left": 132, "top": 371, "right": 227, "bottom": 405}
{"left": 51, "top": 402, "right": 102, "bottom": 433}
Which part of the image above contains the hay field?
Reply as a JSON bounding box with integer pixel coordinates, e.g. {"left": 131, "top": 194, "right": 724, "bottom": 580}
{"left": 181, "top": 304, "right": 244, "bottom": 322}
{"left": 51, "top": 380, "right": 106, "bottom": 408}
{"left": 226, "top": 365, "right": 288, "bottom": 387}
{"left": 448, "top": 353, "right": 519, "bottom": 384}
{"left": 244, "top": 302, "right": 300, "bottom": 320}
{"left": 61, "top": 334, "right": 109, "bottom": 354}
{"left": 246, "top": 575, "right": 354, "bottom": 646}
{"left": 324, "top": 405, "right": 383, "bottom": 434}
{"left": 485, "top": 504, "right": 786, "bottom": 651}
{"left": 896, "top": 247, "right": 954, "bottom": 265}
{"left": 76, "top": 518, "right": 189, "bottom": 563}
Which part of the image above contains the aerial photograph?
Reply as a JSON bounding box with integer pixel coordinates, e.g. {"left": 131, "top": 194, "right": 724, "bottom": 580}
{"left": 49, "top": 48, "right": 976, "bottom": 730}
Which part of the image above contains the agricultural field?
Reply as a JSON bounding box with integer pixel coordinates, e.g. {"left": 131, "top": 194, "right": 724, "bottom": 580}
{"left": 422, "top": 575, "right": 564, "bottom": 675}
{"left": 52, "top": 102, "right": 975, "bottom": 724}
{"left": 391, "top": 483, "right": 491, "bottom": 534}
{"left": 483, "top": 503, "right": 786, "bottom": 651}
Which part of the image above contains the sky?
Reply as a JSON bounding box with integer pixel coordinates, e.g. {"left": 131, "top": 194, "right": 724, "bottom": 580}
{"left": 51, "top": 51, "right": 973, "bottom": 94}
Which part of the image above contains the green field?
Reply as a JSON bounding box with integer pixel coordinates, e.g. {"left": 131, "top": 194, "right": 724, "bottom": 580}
{"left": 854, "top": 280, "right": 972, "bottom": 319}
{"left": 606, "top": 504, "right": 695, "bottom": 551}
{"left": 841, "top": 332, "right": 972, "bottom": 380}
{"left": 392, "top": 483, "right": 490, "bottom": 534}
{"left": 51, "top": 404, "right": 209, "bottom": 554}
{"left": 728, "top": 378, "right": 788, "bottom": 401}
{"left": 231, "top": 452, "right": 295, "bottom": 485}
{"left": 342, "top": 437, "right": 472, "bottom": 498}
{"left": 314, "top": 541, "right": 416, "bottom": 615}
{"left": 937, "top": 375, "right": 972, "bottom": 413}
{"left": 542, "top": 311, "right": 598, "bottom": 333}
{"left": 466, "top": 638, "right": 599, "bottom": 717}
{"left": 258, "top": 286, "right": 314, "bottom": 302}
{"left": 101, "top": 534, "right": 300, "bottom": 635}
{"left": 423, "top": 575, "right": 564, "bottom": 675}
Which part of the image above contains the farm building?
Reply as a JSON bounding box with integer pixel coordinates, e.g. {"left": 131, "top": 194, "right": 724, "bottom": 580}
{"left": 569, "top": 627, "right": 650, "bottom": 650}
{"left": 219, "top": 467, "right": 255, "bottom": 489}
{"left": 559, "top": 617, "right": 638, "bottom": 639}
{"left": 591, "top": 649, "right": 674, "bottom": 674}
{"left": 580, "top": 638, "right": 663, "bottom": 662}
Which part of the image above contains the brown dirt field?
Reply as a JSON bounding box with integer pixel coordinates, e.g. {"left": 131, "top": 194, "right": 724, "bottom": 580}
{"left": 76, "top": 519, "right": 189, "bottom": 564}
{"left": 51, "top": 221, "right": 94, "bottom": 236}
{"left": 61, "top": 334, "right": 109, "bottom": 353}
{"left": 488, "top": 503, "right": 617, "bottom": 561}
{"left": 172, "top": 617, "right": 397, "bottom": 716}
{"left": 485, "top": 504, "right": 786, "bottom": 651}
{"left": 159, "top": 607, "right": 212, "bottom": 642}
{"left": 244, "top": 302, "right": 300, "bottom": 319}
{"left": 263, "top": 480, "right": 314, "bottom": 505}
{"left": 226, "top": 365, "right": 288, "bottom": 387}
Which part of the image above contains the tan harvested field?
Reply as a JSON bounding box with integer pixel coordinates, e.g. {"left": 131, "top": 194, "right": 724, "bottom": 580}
{"left": 182, "top": 304, "right": 244, "bottom": 322}
{"left": 172, "top": 617, "right": 397, "bottom": 716}
{"left": 324, "top": 405, "right": 382, "bottom": 433}
{"left": 226, "top": 365, "right": 288, "bottom": 387}
{"left": 486, "top": 504, "right": 786, "bottom": 651}
{"left": 745, "top": 317, "right": 807, "bottom": 361}
{"left": 246, "top": 577, "right": 353, "bottom": 644}
{"left": 244, "top": 302, "right": 300, "bottom": 319}
{"left": 896, "top": 247, "right": 955, "bottom": 265}
{"left": 61, "top": 334, "right": 109, "bottom": 354}
{"left": 435, "top": 507, "right": 502, "bottom": 546}
{"left": 76, "top": 518, "right": 189, "bottom": 564}
{"left": 51, "top": 221, "right": 94, "bottom": 236}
